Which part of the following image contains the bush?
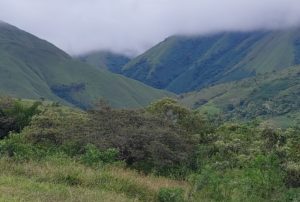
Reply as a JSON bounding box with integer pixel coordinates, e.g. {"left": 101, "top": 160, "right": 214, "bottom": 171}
{"left": 0, "top": 133, "right": 36, "bottom": 160}
{"left": 158, "top": 188, "right": 184, "bottom": 202}
{"left": 147, "top": 98, "right": 213, "bottom": 135}
{"left": 241, "top": 154, "right": 285, "bottom": 200}
{"left": 23, "top": 105, "right": 195, "bottom": 176}
{"left": 285, "top": 162, "right": 300, "bottom": 188}
{"left": 80, "top": 144, "right": 118, "bottom": 166}
{"left": 0, "top": 97, "right": 41, "bottom": 138}
{"left": 87, "top": 107, "right": 195, "bottom": 175}
{"left": 24, "top": 108, "right": 88, "bottom": 146}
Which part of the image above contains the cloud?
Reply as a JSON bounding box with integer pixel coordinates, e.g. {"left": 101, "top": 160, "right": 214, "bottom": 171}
{"left": 0, "top": 0, "right": 300, "bottom": 56}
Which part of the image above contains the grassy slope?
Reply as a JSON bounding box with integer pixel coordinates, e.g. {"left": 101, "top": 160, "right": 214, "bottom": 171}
{"left": 123, "top": 29, "right": 300, "bottom": 93}
{"left": 0, "top": 22, "right": 171, "bottom": 108}
{"left": 180, "top": 65, "right": 300, "bottom": 127}
{"left": 0, "top": 157, "right": 189, "bottom": 202}
{"left": 78, "top": 50, "right": 130, "bottom": 73}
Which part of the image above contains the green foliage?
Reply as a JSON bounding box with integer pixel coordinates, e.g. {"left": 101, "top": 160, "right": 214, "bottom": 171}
{"left": 241, "top": 154, "right": 285, "bottom": 199}
{"left": 24, "top": 107, "right": 88, "bottom": 146}
{"left": 87, "top": 106, "right": 194, "bottom": 176}
{"left": 0, "top": 133, "right": 47, "bottom": 161}
{"left": 0, "top": 97, "right": 41, "bottom": 138}
{"left": 0, "top": 98, "right": 299, "bottom": 201}
{"left": 148, "top": 98, "right": 213, "bottom": 135}
{"left": 158, "top": 188, "right": 184, "bottom": 202}
{"left": 181, "top": 65, "right": 300, "bottom": 128}
{"left": 80, "top": 144, "right": 118, "bottom": 166}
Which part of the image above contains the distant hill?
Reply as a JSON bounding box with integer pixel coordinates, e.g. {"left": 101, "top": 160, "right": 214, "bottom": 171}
{"left": 78, "top": 50, "right": 130, "bottom": 73}
{"left": 0, "top": 21, "right": 171, "bottom": 108}
{"left": 180, "top": 65, "right": 300, "bottom": 127}
{"left": 121, "top": 29, "right": 300, "bottom": 93}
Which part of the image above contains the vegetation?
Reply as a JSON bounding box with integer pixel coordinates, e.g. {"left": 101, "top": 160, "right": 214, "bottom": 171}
{"left": 0, "top": 97, "right": 299, "bottom": 201}
{"left": 181, "top": 65, "right": 300, "bottom": 128}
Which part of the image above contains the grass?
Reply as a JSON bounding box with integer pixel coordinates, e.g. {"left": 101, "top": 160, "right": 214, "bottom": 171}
{"left": 0, "top": 156, "right": 190, "bottom": 202}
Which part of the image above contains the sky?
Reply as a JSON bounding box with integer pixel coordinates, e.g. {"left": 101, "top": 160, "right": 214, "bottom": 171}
{"left": 0, "top": 0, "right": 300, "bottom": 56}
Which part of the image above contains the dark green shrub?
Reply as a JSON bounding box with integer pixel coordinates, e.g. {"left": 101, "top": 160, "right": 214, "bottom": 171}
{"left": 158, "top": 188, "right": 184, "bottom": 202}
{"left": 0, "top": 97, "right": 41, "bottom": 138}
{"left": 147, "top": 98, "right": 212, "bottom": 132}
{"left": 285, "top": 162, "right": 300, "bottom": 188}
{"left": 24, "top": 108, "right": 88, "bottom": 146}
{"left": 241, "top": 154, "right": 285, "bottom": 199}
{"left": 285, "top": 188, "right": 300, "bottom": 201}
{"left": 87, "top": 107, "right": 195, "bottom": 175}
{"left": 80, "top": 144, "right": 118, "bottom": 166}
{"left": 0, "top": 133, "right": 35, "bottom": 160}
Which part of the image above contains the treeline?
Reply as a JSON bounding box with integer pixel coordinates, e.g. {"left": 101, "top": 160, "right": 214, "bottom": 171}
{"left": 0, "top": 97, "right": 299, "bottom": 201}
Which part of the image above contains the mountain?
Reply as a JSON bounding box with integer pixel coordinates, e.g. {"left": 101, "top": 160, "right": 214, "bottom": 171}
{"left": 0, "top": 21, "right": 171, "bottom": 108}
{"left": 78, "top": 50, "right": 130, "bottom": 73}
{"left": 180, "top": 65, "right": 300, "bottom": 127}
{"left": 122, "top": 29, "right": 300, "bottom": 93}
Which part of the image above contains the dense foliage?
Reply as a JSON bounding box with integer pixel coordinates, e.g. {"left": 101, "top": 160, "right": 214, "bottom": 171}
{"left": 0, "top": 97, "right": 40, "bottom": 139}
{"left": 0, "top": 97, "right": 299, "bottom": 201}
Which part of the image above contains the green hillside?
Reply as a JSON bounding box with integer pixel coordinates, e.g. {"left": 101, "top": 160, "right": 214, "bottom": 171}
{"left": 0, "top": 22, "right": 171, "bottom": 108}
{"left": 122, "top": 29, "right": 300, "bottom": 93}
{"left": 78, "top": 50, "right": 130, "bottom": 73}
{"left": 180, "top": 65, "right": 300, "bottom": 127}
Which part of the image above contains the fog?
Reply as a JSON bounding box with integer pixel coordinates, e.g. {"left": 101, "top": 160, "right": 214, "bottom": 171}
{"left": 0, "top": 0, "right": 300, "bottom": 56}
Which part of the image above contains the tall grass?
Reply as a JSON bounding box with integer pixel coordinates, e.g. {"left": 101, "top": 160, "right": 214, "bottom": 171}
{"left": 0, "top": 156, "right": 190, "bottom": 202}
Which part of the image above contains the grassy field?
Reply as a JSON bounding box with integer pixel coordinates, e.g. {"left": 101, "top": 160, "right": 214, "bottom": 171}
{"left": 0, "top": 156, "right": 189, "bottom": 202}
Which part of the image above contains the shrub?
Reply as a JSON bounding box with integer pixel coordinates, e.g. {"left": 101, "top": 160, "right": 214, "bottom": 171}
{"left": 158, "top": 188, "right": 184, "bottom": 202}
{"left": 87, "top": 107, "right": 195, "bottom": 175}
{"left": 24, "top": 108, "right": 88, "bottom": 146}
{"left": 241, "top": 154, "right": 285, "bottom": 199}
{"left": 0, "top": 97, "right": 41, "bottom": 138}
{"left": 285, "top": 162, "right": 300, "bottom": 188}
{"left": 0, "top": 133, "right": 35, "bottom": 160}
{"left": 80, "top": 144, "right": 118, "bottom": 166}
{"left": 147, "top": 98, "right": 214, "bottom": 138}
{"left": 23, "top": 105, "right": 194, "bottom": 175}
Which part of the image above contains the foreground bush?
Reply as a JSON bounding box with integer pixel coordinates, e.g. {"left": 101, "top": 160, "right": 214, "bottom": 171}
{"left": 23, "top": 104, "right": 195, "bottom": 176}
{"left": 158, "top": 188, "right": 184, "bottom": 202}
{"left": 0, "top": 97, "right": 40, "bottom": 138}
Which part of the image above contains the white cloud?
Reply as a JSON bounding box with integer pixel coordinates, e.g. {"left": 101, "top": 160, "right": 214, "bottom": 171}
{"left": 0, "top": 0, "right": 300, "bottom": 56}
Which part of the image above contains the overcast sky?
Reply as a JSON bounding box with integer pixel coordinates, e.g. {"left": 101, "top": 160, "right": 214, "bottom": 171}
{"left": 0, "top": 0, "right": 300, "bottom": 56}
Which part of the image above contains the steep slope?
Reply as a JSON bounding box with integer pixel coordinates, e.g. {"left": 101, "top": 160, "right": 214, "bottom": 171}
{"left": 0, "top": 21, "right": 171, "bottom": 108}
{"left": 180, "top": 65, "right": 300, "bottom": 127}
{"left": 78, "top": 50, "right": 130, "bottom": 73}
{"left": 123, "top": 29, "right": 300, "bottom": 93}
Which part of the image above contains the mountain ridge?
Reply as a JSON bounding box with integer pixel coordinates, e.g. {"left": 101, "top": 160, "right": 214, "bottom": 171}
{"left": 114, "top": 29, "right": 300, "bottom": 93}
{"left": 0, "top": 21, "right": 172, "bottom": 108}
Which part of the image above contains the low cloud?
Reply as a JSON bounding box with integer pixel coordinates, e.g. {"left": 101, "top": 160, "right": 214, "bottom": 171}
{"left": 0, "top": 0, "right": 300, "bottom": 56}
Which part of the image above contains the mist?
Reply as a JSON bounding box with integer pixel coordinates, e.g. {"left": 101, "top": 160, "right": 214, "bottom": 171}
{"left": 0, "top": 0, "right": 300, "bottom": 56}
